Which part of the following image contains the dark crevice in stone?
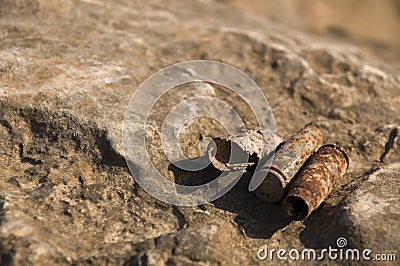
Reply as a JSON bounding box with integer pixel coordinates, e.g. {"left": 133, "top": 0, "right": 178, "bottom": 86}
{"left": 2, "top": 103, "right": 128, "bottom": 169}
{"left": 172, "top": 206, "right": 187, "bottom": 230}
{"left": 379, "top": 127, "right": 398, "bottom": 162}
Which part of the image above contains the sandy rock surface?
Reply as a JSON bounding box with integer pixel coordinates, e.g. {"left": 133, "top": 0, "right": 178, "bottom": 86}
{"left": 0, "top": 0, "right": 399, "bottom": 265}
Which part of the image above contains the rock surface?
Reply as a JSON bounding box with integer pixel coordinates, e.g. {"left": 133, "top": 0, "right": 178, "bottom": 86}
{"left": 0, "top": 0, "right": 399, "bottom": 265}
{"left": 221, "top": 0, "right": 400, "bottom": 70}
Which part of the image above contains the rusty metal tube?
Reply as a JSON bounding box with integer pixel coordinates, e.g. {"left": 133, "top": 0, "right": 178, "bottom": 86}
{"left": 207, "top": 129, "right": 282, "bottom": 171}
{"left": 283, "top": 144, "right": 349, "bottom": 220}
{"left": 254, "top": 125, "right": 323, "bottom": 202}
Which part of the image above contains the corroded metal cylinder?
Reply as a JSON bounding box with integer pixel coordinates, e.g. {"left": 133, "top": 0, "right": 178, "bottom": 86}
{"left": 207, "top": 129, "right": 282, "bottom": 171}
{"left": 254, "top": 126, "right": 323, "bottom": 202}
{"left": 283, "top": 144, "right": 349, "bottom": 221}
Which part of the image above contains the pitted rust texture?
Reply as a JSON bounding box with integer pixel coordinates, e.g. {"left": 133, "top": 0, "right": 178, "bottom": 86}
{"left": 271, "top": 125, "right": 323, "bottom": 184}
{"left": 207, "top": 129, "right": 282, "bottom": 171}
{"left": 283, "top": 144, "right": 349, "bottom": 221}
{"left": 255, "top": 125, "right": 323, "bottom": 202}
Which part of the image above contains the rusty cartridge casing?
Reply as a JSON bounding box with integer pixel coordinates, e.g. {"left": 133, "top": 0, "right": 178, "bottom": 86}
{"left": 283, "top": 144, "right": 349, "bottom": 221}
{"left": 254, "top": 125, "right": 323, "bottom": 203}
{"left": 207, "top": 129, "right": 282, "bottom": 171}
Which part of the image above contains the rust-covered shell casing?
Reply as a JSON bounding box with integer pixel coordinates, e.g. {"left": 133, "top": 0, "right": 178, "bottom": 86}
{"left": 207, "top": 129, "right": 282, "bottom": 171}
{"left": 254, "top": 126, "right": 323, "bottom": 203}
{"left": 283, "top": 144, "right": 349, "bottom": 221}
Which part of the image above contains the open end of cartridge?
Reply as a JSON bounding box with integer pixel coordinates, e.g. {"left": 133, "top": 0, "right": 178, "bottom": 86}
{"left": 254, "top": 169, "right": 285, "bottom": 203}
{"left": 207, "top": 138, "right": 249, "bottom": 171}
{"left": 284, "top": 195, "right": 309, "bottom": 221}
{"left": 207, "top": 138, "right": 231, "bottom": 171}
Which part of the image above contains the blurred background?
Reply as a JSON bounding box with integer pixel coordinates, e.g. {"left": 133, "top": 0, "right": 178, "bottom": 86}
{"left": 219, "top": 0, "right": 400, "bottom": 70}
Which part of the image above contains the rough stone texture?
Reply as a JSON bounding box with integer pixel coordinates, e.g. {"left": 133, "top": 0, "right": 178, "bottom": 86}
{"left": 221, "top": 0, "right": 400, "bottom": 70}
{"left": 0, "top": 0, "right": 399, "bottom": 265}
